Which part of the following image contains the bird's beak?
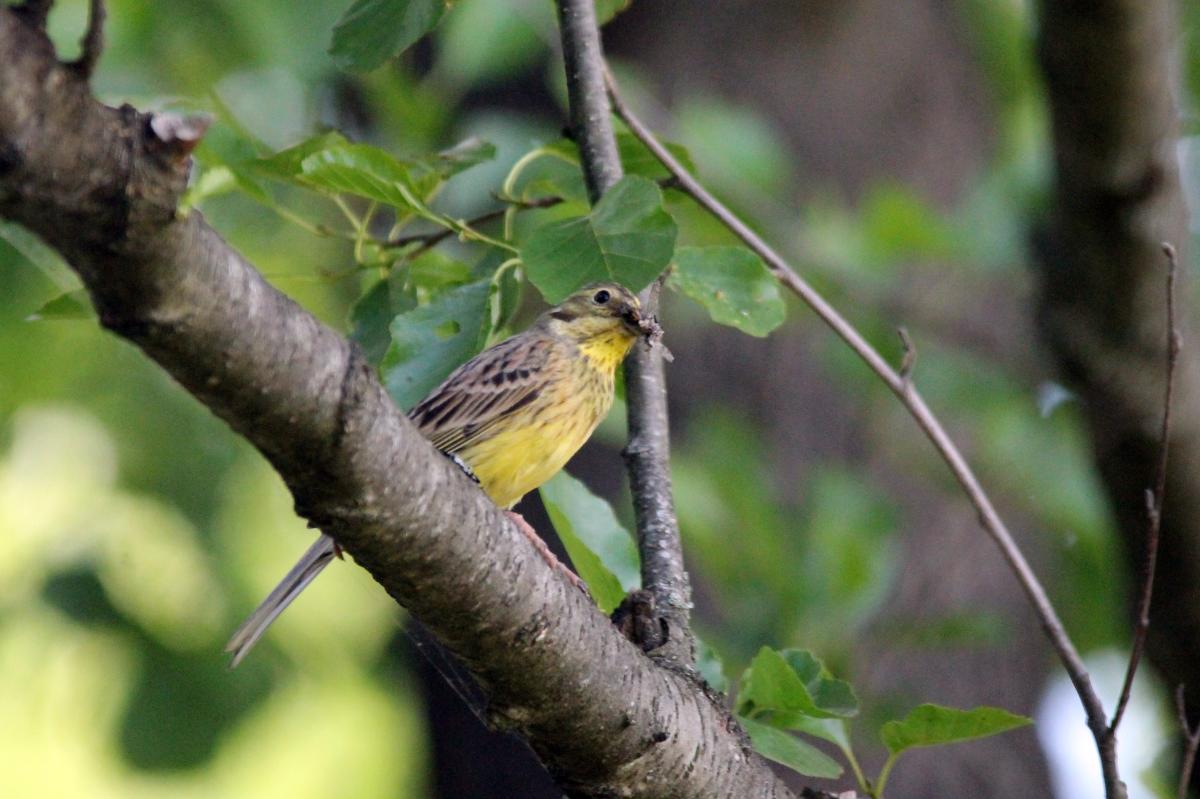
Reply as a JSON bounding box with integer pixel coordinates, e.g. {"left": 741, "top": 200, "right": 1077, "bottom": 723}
{"left": 621, "top": 303, "right": 644, "bottom": 333}
{"left": 621, "top": 303, "right": 666, "bottom": 350}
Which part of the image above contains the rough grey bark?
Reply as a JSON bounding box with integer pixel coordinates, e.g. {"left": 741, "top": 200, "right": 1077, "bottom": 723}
{"left": 1035, "top": 0, "right": 1199, "bottom": 786}
{"left": 556, "top": 0, "right": 695, "bottom": 667}
{"left": 0, "top": 7, "right": 791, "bottom": 798}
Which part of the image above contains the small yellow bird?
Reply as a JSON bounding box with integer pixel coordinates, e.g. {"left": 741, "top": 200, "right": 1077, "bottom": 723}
{"left": 226, "top": 281, "right": 653, "bottom": 666}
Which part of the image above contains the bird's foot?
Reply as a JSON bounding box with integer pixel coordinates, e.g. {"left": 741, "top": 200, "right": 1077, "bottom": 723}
{"left": 504, "top": 510, "right": 590, "bottom": 598}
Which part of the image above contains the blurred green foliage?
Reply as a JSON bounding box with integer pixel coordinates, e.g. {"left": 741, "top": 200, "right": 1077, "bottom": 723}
{"left": 0, "top": 0, "right": 1182, "bottom": 795}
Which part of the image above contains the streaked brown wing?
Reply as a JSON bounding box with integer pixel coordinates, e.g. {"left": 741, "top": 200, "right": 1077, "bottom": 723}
{"left": 407, "top": 332, "right": 554, "bottom": 455}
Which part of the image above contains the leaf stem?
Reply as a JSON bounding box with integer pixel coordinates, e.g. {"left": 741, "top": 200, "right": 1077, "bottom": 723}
{"left": 873, "top": 754, "right": 898, "bottom": 799}
{"left": 839, "top": 735, "right": 870, "bottom": 797}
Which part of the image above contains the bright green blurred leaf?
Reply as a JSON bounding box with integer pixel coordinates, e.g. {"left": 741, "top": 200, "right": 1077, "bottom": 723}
{"left": 738, "top": 646, "right": 858, "bottom": 719}
{"left": 521, "top": 175, "right": 677, "bottom": 302}
{"left": 670, "top": 246, "right": 785, "bottom": 337}
{"left": 381, "top": 279, "right": 491, "bottom": 409}
{"left": 27, "top": 289, "right": 95, "bottom": 322}
{"left": 437, "top": 0, "right": 545, "bottom": 86}
{"left": 539, "top": 471, "right": 639, "bottom": 614}
{"left": 861, "top": 183, "right": 956, "bottom": 263}
{"left": 329, "top": 0, "right": 446, "bottom": 72}
{"left": 738, "top": 717, "right": 843, "bottom": 779}
{"left": 677, "top": 98, "right": 792, "bottom": 199}
{"left": 802, "top": 469, "right": 899, "bottom": 632}
{"left": 880, "top": 703, "right": 1032, "bottom": 755}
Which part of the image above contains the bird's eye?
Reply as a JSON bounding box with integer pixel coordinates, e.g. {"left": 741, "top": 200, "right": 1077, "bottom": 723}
{"left": 592, "top": 289, "right": 611, "bottom": 305}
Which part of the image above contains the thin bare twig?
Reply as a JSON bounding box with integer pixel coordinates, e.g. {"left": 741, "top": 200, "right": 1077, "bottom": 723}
{"left": 556, "top": 0, "right": 694, "bottom": 666}
{"left": 606, "top": 67, "right": 1126, "bottom": 795}
{"left": 72, "top": 0, "right": 105, "bottom": 78}
{"left": 1177, "top": 686, "right": 1200, "bottom": 799}
{"left": 1110, "top": 242, "right": 1181, "bottom": 734}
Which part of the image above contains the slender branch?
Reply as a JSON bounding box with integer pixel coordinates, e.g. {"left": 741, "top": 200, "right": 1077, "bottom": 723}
{"left": 607, "top": 67, "right": 1125, "bottom": 793}
{"left": 555, "top": 0, "right": 694, "bottom": 665}
{"left": 555, "top": 0, "right": 621, "bottom": 202}
{"left": 622, "top": 275, "right": 694, "bottom": 665}
{"left": 0, "top": 8, "right": 794, "bottom": 797}
{"left": 1109, "top": 242, "right": 1181, "bottom": 734}
{"left": 72, "top": 0, "right": 105, "bottom": 78}
{"left": 1177, "top": 686, "right": 1200, "bottom": 799}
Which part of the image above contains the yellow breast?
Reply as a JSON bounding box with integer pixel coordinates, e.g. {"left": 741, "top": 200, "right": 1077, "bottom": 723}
{"left": 459, "top": 343, "right": 625, "bottom": 508}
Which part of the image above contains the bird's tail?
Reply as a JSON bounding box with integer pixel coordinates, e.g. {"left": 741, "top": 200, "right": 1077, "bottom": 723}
{"left": 225, "top": 534, "right": 339, "bottom": 668}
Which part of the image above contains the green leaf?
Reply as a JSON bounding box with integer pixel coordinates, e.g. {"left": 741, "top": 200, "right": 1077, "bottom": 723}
{"left": 350, "top": 275, "right": 419, "bottom": 366}
{"left": 521, "top": 175, "right": 676, "bottom": 302}
{"left": 299, "top": 144, "right": 422, "bottom": 209}
{"left": 880, "top": 704, "right": 1032, "bottom": 755}
{"left": 539, "top": 471, "right": 639, "bottom": 614}
{"left": 779, "top": 715, "right": 853, "bottom": 750}
{"left": 738, "top": 647, "right": 858, "bottom": 720}
{"left": 27, "top": 289, "right": 95, "bottom": 321}
{"left": 253, "top": 131, "right": 351, "bottom": 180}
{"left": 670, "top": 246, "right": 785, "bottom": 337}
{"left": 381, "top": 279, "right": 491, "bottom": 409}
{"left": 329, "top": 0, "right": 446, "bottom": 73}
{"left": 409, "top": 250, "right": 475, "bottom": 292}
{"left": 738, "top": 717, "right": 843, "bottom": 779}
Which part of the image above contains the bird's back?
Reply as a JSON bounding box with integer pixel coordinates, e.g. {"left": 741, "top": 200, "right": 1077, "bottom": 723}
{"left": 407, "top": 326, "right": 617, "bottom": 508}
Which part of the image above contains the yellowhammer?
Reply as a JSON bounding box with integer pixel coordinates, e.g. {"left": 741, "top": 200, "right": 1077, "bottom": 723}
{"left": 226, "top": 281, "right": 656, "bottom": 666}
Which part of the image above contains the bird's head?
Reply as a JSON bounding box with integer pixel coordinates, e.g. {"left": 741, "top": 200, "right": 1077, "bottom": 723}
{"left": 541, "top": 282, "right": 647, "bottom": 344}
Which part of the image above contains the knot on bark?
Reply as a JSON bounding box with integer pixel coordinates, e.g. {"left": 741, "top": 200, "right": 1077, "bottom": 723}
{"left": 611, "top": 589, "right": 668, "bottom": 652}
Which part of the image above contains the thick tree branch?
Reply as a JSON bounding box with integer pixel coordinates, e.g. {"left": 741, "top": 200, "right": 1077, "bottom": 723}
{"left": 555, "top": 0, "right": 694, "bottom": 666}
{"left": 0, "top": 9, "right": 789, "bottom": 798}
